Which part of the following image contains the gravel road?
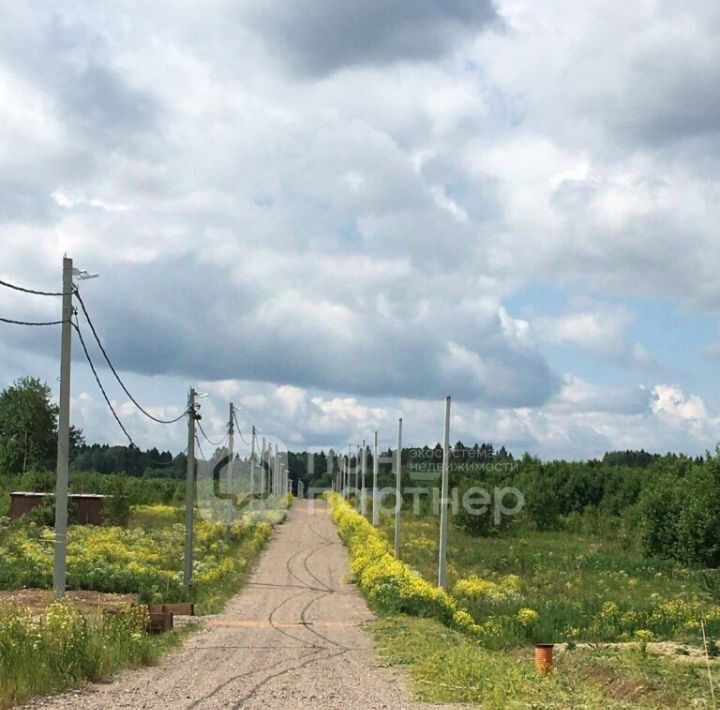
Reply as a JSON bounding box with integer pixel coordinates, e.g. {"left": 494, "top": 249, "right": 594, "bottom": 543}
{"left": 24, "top": 500, "right": 456, "bottom": 709}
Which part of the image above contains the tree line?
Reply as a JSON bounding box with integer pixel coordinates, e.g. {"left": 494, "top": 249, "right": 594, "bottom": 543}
{"left": 2, "top": 375, "right": 719, "bottom": 568}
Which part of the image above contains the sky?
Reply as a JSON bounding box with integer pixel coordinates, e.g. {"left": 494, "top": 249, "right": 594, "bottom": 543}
{"left": 2, "top": 0, "right": 720, "bottom": 460}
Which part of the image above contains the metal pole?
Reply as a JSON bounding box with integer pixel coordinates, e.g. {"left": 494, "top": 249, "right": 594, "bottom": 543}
{"left": 438, "top": 396, "right": 451, "bottom": 589}
{"left": 183, "top": 388, "right": 197, "bottom": 594}
{"left": 360, "top": 439, "right": 367, "bottom": 516}
{"left": 394, "top": 418, "right": 403, "bottom": 558}
{"left": 372, "top": 431, "right": 379, "bottom": 526}
{"left": 53, "top": 257, "right": 73, "bottom": 598}
{"left": 249, "top": 425, "right": 256, "bottom": 502}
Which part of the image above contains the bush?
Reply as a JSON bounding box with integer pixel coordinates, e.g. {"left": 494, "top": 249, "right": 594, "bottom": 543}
{"left": 453, "top": 479, "right": 514, "bottom": 537}
{"left": 328, "top": 494, "right": 481, "bottom": 635}
{"left": 0, "top": 601, "right": 155, "bottom": 709}
{"left": 639, "top": 467, "right": 720, "bottom": 567}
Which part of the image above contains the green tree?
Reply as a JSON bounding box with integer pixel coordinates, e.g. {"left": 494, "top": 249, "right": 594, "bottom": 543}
{"left": 0, "top": 377, "right": 59, "bottom": 474}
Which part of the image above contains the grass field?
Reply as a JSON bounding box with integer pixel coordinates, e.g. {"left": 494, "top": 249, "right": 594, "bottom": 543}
{"left": 369, "top": 616, "right": 719, "bottom": 709}
{"left": 375, "top": 509, "right": 720, "bottom": 648}
{"left": 0, "top": 499, "right": 289, "bottom": 613}
{"left": 328, "top": 495, "right": 720, "bottom": 708}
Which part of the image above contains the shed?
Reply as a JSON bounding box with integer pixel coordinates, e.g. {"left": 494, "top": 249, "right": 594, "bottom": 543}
{"left": 9, "top": 492, "right": 108, "bottom": 525}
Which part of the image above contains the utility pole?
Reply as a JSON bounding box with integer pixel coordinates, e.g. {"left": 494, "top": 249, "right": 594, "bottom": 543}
{"left": 249, "top": 425, "right": 256, "bottom": 503}
{"left": 269, "top": 442, "right": 274, "bottom": 494}
{"left": 372, "top": 431, "right": 379, "bottom": 526}
{"left": 183, "top": 388, "right": 197, "bottom": 595}
{"left": 360, "top": 439, "right": 367, "bottom": 516}
{"left": 355, "top": 444, "right": 360, "bottom": 491}
{"left": 273, "top": 443, "right": 279, "bottom": 495}
{"left": 53, "top": 257, "right": 74, "bottom": 598}
{"left": 225, "top": 403, "right": 234, "bottom": 541}
{"left": 261, "top": 437, "right": 266, "bottom": 497}
{"left": 394, "top": 417, "right": 403, "bottom": 558}
{"left": 438, "top": 396, "right": 451, "bottom": 589}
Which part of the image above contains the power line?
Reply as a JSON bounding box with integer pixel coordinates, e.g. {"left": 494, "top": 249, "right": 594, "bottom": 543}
{"left": 74, "top": 289, "right": 186, "bottom": 424}
{"left": 233, "top": 409, "right": 251, "bottom": 446}
{"left": 0, "top": 316, "right": 67, "bottom": 326}
{"left": 74, "top": 315, "right": 183, "bottom": 468}
{"left": 72, "top": 317, "right": 137, "bottom": 448}
{"left": 194, "top": 434, "right": 208, "bottom": 462}
{"left": 197, "top": 419, "right": 229, "bottom": 448}
{"left": 0, "top": 278, "right": 68, "bottom": 297}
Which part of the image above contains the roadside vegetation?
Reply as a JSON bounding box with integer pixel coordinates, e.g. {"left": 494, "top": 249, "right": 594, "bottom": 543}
{"left": 328, "top": 486, "right": 720, "bottom": 708}
{"left": 370, "top": 616, "right": 718, "bottom": 709}
{"left": 0, "top": 601, "right": 183, "bottom": 710}
{"left": 0, "top": 500, "right": 291, "bottom": 707}
{"left": 0, "top": 503, "right": 286, "bottom": 613}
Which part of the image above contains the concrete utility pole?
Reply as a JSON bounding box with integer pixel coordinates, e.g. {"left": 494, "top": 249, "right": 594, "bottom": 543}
{"left": 53, "top": 257, "right": 74, "bottom": 598}
{"left": 360, "top": 439, "right": 367, "bottom": 516}
{"left": 394, "top": 418, "right": 403, "bottom": 558}
{"left": 355, "top": 444, "right": 361, "bottom": 491}
{"left": 372, "top": 431, "right": 379, "bottom": 527}
{"left": 249, "top": 425, "right": 256, "bottom": 502}
{"left": 270, "top": 443, "right": 275, "bottom": 494}
{"left": 225, "top": 403, "right": 234, "bottom": 541}
{"left": 438, "top": 396, "right": 451, "bottom": 590}
{"left": 273, "top": 443, "right": 279, "bottom": 495}
{"left": 183, "top": 388, "right": 198, "bottom": 594}
{"left": 261, "top": 437, "right": 266, "bottom": 496}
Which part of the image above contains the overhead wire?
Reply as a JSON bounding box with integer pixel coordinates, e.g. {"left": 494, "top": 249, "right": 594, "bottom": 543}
{"left": 197, "top": 419, "right": 229, "bottom": 448}
{"left": 194, "top": 433, "right": 208, "bottom": 462}
{"left": 73, "top": 316, "right": 182, "bottom": 468}
{"left": 0, "top": 317, "right": 67, "bottom": 326}
{"left": 233, "top": 409, "right": 251, "bottom": 446}
{"left": 2, "top": 275, "right": 187, "bottom": 467}
{"left": 0, "top": 278, "right": 68, "bottom": 297}
{"left": 72, "top": 315, "right": 137, "bottom": 448}
{"left": 74, "top": 289, "right": 187, "bottom": 424}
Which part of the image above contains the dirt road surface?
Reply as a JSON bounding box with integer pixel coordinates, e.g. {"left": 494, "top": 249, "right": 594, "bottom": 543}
{"left": 25, "top": 500, "right": 455, "bottom": 709}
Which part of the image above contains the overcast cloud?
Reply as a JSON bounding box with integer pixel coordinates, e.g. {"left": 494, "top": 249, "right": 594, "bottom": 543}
{"left": 2, "top": 0, "right": 720, "bottom": 458}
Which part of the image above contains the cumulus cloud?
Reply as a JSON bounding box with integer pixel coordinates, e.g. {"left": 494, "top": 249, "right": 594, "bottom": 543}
{"left": 1, "top": 0, "right": 718, "bottom": 458}
{"left": 240, "top": 0, "right": 498, "bottom": 76}
{"left": 535, "top": 304, "right": 634, "bottom": 356}
{"left": 652, "top": 384, "right": 708, "bottom": 420}
{"left": 550, "top": 375, "right": 652, "bottom": 416}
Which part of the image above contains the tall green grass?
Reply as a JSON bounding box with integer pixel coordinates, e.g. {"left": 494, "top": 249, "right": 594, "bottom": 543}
{"left": 0, "top": 601, "right": 183, "bottom": 709}
{"left": 374, "top": 509, "right": 720, "bottom": 647}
